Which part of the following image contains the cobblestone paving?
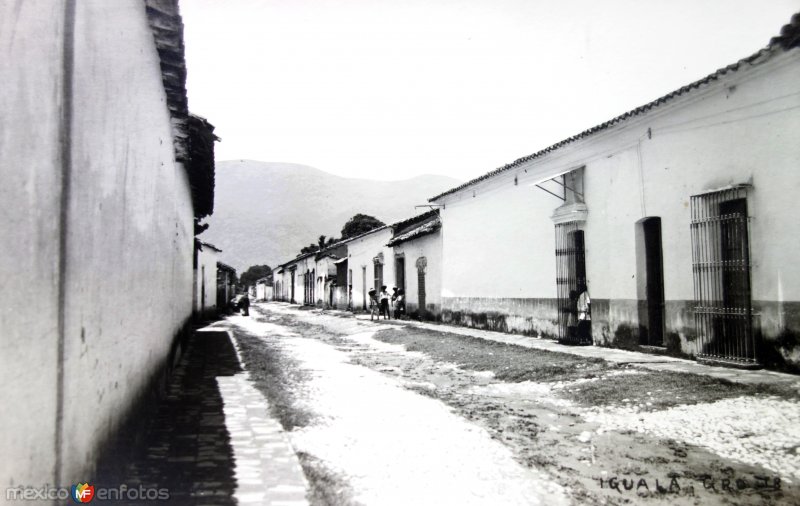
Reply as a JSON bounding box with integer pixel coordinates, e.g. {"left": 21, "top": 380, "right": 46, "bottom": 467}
{"left": 97, "top": 330, "right": 241, "bottom": 505}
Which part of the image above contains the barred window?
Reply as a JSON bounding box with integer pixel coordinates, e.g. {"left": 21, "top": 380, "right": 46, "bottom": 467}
{"left": 690, "top": 185, "right": 757, "bottom": 365}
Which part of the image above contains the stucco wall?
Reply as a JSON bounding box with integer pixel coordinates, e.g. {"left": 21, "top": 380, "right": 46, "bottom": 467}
{"left": 437, "top": 49, "right": 800, "bottom": 360}
{"left": 60, "top": 0, "right": 197, "bottom": 483}
{"left": 195, "top": 246, "right": 220, "bottom": 315}
{"left": 392, "top": 230, "right": 443, "bottom": 316}
{"left": 0, "top": 0, "right": 65, "bottom": 489}
{"left": 345, "top": 228, "right": 394, "bottom": 311}
{"left": 1, "top": 0, "right": 198, "bottom": 487}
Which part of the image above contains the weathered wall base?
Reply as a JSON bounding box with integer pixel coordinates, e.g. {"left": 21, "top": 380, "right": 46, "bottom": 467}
{"left": 92, "top": 319, "right": 193, "bottom": 481}
{"left": 441, "top": 296, "right": 800, "bottom": 372}
{"left": 441, "top": 297, "right": 560, "bottom": 337}
{"left": 405, "top": 302, "right": 441, "bottom": 321}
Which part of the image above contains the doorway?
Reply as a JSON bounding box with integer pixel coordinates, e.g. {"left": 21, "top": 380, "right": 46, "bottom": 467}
{"left": 374, "top": 262, "right": 384, "bottom": 292}
{"left": 395, "top": 256, "right": 406, "bottom": 293}
{"left": 636, "top": 217, "right": 665, "bottom": 346}
{"left": 555, "top": 223, "right": 589, "bottom": 344}
{"left": 361, "top": 266, "right": 367, "bottom": 310}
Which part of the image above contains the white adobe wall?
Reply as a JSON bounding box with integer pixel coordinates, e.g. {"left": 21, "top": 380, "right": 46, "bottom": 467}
{"left": 392, "top": 230, "right": 443, "bottom": 316}
{"left": 346, "top": 229, "right": 394, "bottom": 310}
{"left": 0, "top": 0, "right": 65, "bottom": 489}
{"left": 60, "top": 0, "right": 197, "bottom": 482}
{"left": 195, "top": 247, "right": 220, "bottom": 314}
{"left": 437, "top": 49, "right": 800, "bottom": 348}
{"left": 0, "top": 0, "right": 198, "bottom": 486}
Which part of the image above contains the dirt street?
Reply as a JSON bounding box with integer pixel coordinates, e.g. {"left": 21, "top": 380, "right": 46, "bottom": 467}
{"left": 212, "top": 302, "right": 800, "bottom": 505}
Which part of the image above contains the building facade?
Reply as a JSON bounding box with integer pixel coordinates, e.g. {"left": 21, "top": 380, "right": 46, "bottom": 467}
{"left": 387, "top": 211, "right": 443, "bottom": 319}
{"left": 344, "top": 227, "right": 395, "bottom": 311}
{"left": 431, "top": 28, "right": 800, "bottom": 370}
{"left": 195, "top": 241, "right": 221, "bottom": 318}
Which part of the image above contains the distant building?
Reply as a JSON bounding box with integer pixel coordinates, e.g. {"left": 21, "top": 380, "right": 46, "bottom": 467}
{"left": 217, "top": 262, "right": 237, "bottom": 308}
{"left": 195, "top": 241, "right": 222, "bottom": 318}
{"left": 0, "top": 0, "right": 216, "bottom": 486}
{"left": 387, "top": 210, "right": 443, "bottom": 319}
{"left": 315, "top": 244, "right": 348, "bottom": 309}
{"left": 255, "top": 276, "right": 273, "bottom": 301}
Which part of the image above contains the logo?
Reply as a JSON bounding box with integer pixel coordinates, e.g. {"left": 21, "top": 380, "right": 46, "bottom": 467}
{"left": 71, "top": 483, "right": 94, "bottom": 503}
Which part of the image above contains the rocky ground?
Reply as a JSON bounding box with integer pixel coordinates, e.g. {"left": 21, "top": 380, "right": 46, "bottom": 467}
{"left": 212, "top": 302, "right": 800, "bottom": 505}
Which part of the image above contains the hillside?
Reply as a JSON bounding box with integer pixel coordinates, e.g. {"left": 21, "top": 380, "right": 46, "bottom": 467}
{"left": 201, "top": 160, "right": 461, "bottom": 272}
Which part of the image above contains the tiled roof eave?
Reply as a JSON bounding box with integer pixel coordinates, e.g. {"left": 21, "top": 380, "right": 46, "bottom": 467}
{"left": 387, "top": 220, "right": 442, "bottom": 247}
{"left": 429, "top": 41, "right": 791, "bottom": 203}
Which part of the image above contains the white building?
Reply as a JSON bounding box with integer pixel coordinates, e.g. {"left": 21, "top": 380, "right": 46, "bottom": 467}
{"left": 430, "top": 21, "right": 800, "bottom": 370}
{"left": 195, "top": 241, "right": 221, "bottom": 318}
{"left": 387, "top": 211, "right": 443, "bottom": 318}
{"left": 343, "top": 227, "right": 395, "bottom": 311}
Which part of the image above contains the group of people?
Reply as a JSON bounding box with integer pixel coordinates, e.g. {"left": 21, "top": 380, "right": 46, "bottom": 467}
{"left": 369, "top": 285, "right": 405, "bottom": 320}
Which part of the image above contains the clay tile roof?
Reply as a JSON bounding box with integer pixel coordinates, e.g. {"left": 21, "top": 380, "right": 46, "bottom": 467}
{"left": 387, "top": 217, "right": 442, "bottom": 247}
{"left": 429, "top": 12, "right": 800, "bottom": 203}
{"left": 145, "top": 0, "right": 217, "bottom": 219}
{"left": 390, "top": 209, "right": 439, "bottom": 231}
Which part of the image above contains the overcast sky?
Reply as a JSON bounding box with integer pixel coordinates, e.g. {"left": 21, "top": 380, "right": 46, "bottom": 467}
{"left": 181, "top": 0, "right": 799, "bottom": 182}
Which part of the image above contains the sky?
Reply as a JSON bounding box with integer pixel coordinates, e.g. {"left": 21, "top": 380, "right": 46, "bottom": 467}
{"left": 181, "top": 0, "right": 799, "bottom": 182}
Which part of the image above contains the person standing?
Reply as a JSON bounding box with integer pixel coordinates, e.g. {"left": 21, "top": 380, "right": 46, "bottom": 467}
{"left": 394, "top": 288, "right": 406, "bottom": 319}
{"left": 239, "top": 293, "right": 250, "bottom": 316}
{"left": 379, "top": 286, "right": 391, "bottom": 319}
{"left": 576, "top": 285, "right": 591, "bottom": 343}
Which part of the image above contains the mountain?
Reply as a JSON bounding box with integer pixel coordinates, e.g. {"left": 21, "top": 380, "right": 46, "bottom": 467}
{"left": 200, "top": 160, "right": 461, "bottom": 272}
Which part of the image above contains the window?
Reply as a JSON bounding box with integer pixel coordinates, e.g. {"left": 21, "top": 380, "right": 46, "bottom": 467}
{"left": 690, "top": 185, "right": 756, "bottom": 365}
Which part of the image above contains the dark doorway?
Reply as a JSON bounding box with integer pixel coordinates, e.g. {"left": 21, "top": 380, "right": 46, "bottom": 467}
{"left": 555, "top": 224, "right": 589, "bottom": 344}
{"left": 361, "top": 266, "right": 367, "bottom": 310}
{"left": 374, "top": 262, "right": 384, "bottom": 292}
{"left": 395, "top": 256, "right": 406, "bottom": 293}
{"left": 417, "top": 266, "right": 426, "bottom": 315}
{"left": 637, "top": 217, "right": 665, "bottom": 346}
{"left": 290, "top": 271, "right": 295, "bottom": 303}
{"left": 718, "top": 198, "right": 752, "bottom": 359}
{"left": 690, "top": 188, "right": 756, "bottom": 365}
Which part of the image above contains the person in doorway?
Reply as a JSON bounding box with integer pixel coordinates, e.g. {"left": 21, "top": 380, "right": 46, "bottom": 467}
{"left": 566, "top": 290, "right": 579, "bottom": 341}
{"left": 239, "top": 293, "right": 250, "bottom": 316}
{"left": 379, "top": 285, "right": 391, "bottom": 319}
{"left": 391, "top": 287, "right": 398, "bottom": 317}
{"left": 394, "top": 288, "right": 406, "bottom": 319}
{"left": 576, "top": 285, "right": 591, "bottom": 342}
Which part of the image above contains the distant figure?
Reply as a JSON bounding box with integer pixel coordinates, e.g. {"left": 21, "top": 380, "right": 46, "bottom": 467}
{"left": 239, "top": 293, "right": 250, "bottom": 316}
{"left": 391, "top": 287, "right": 398, "bottom": 316}
{"left": 576, "top": 285, "right": 591, "bottom": 342}
{"left": 394, "top": 288, "right": 406, "bottom": 319}
{"left": 379, "top": 285, "right": 391, "bottom": 319}
{"left": 368, "top": 288, "right": 379, "bottom": 320}
{"left": 566, "top": 289, "right": 578, "bottom": 341}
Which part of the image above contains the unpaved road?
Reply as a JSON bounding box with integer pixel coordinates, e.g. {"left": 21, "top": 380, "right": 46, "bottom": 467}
{"left": 214, "top": 303, "right": 799, "bottom": 505}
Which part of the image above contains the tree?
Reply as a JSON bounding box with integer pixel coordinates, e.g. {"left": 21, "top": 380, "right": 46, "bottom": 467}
{"left": 340, "top": 214, "right": 385, "bottom": 239}
{"left": 239, "top": 264, "right": 272, "bottom": 288}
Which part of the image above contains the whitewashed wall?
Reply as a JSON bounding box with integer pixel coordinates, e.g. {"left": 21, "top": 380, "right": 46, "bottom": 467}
{"left": 392, "top": 230, "right": 443, "bottom": 317}
{"left": 195, "top": 246, "right": 220, "bottom": 315}
{"left": 436, "top": 49, "right": 800, "bottom": 356}
{"left": 345, "top": 228, "right": 394, "bottom": 310}
{"left": 0, "top": 0, "right": 198, "bottom": 486}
